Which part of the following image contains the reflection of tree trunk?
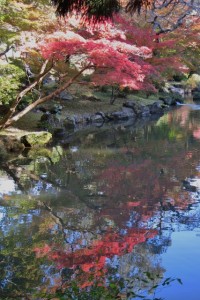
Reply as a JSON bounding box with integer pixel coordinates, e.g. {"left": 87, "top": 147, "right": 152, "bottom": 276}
{"left": 1, "top": 164, "right": 25, "bottom": 191}
{"left": 1, "top": 162, "right": 98, "bottom": 239}
{"left": 1, "top": 160, "right": 101, "bottom": 211}
{"left": 1, "top": 161, "right": 74, "bottom": 194}
{"left": 39, "top": 201, "right": 70, "bottom": 242}
{"left": 38, "top": 201, "right": 96, "bottom": 242}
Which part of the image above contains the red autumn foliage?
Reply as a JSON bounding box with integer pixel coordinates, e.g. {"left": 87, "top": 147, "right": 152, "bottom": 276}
{"left": 41, "top": 38, "right": 155, "bottom": 91}
{"left": 40, "top": 14, "right": 158, "bottom": 92}
{"left": 39, "top": 11, "right": 198, "bottom": 92}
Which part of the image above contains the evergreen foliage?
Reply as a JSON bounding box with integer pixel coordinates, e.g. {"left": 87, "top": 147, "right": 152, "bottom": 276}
{"left": 0, "top": 62, "right": 26, "bottom": 105}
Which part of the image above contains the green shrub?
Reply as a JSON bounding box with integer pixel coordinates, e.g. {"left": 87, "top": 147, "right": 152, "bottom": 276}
{"left": 0, "top": 62, "right": 26, "bottom": 105}
{"left": 186, "top": 74, "right": 200, "bottom": 89}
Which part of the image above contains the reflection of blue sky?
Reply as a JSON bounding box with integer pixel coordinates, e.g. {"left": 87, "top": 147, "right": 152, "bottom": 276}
{"left": 180, "top": 103, "right": 200, "bottom": 111}
{"left": 147, "top": 192, "right": 200, "bottom": 299}
{"left": 70, "top": 146, "right": 79, "bottom": 153}
{"left": 186, "top": 177, "right": 200, "bottom": 191}
{"left": 63, "top": 229, "right": 96, "bottom": 249}
{"left": 41, "top": 265, "right": 61, "bottom": 288}
{"left": 0, "top": 176, "right": 16, "bottom": 197}
{"left": 0, "top": 209, "right": 4, "bottom": 222}
{"left": 29, "top": 181, "right": 55, "bottom": 195}
{"left": 0, "top": 171, "right": 57, "bottom": 198}
{"left": 0, "top": 206, "right": 41, "bottom": 236}
{"left": 157, "top": 230, "right": 200, "bottom": 300}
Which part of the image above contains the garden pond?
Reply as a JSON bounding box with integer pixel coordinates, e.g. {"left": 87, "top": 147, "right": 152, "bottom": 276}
{"left": 1, "top": 102, "right": 200, "bottom": 299}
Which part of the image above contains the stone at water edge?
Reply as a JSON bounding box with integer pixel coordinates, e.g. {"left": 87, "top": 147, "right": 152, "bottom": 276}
{"left": 59, "top": 91, "right": 74, "bottom": 101}
{"left": 159, "top": 95, "right": 176, "bottom": 106}
{"left": 110, "top": 107, "right": 137, "bottom": 120}
{"left": 147, "top": 101, "right": 165, "bottom": 114}
{"left": 123, "top": 101, "right": 150, "bottom": 117}
{"left": 20, "top": 132, "right": 52, "bottom": 147}
{"left": 192, "top": 87, "right": 200, "bottom": 101}
{"left": 0, "top": 136, "right": 25, "bottom": 153}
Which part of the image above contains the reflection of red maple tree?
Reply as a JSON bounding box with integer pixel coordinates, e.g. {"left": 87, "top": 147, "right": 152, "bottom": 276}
{"left": 97, "top": 159, "right": 167, "bottom": 206}
{"left": 168, "top": 106, "right": 200, "bottom": 141}
{"left": 97, "top": 142, "right": 199, "bottom": 215}
{"left": 34, "top": 228, "right": 157, "bottom": 288}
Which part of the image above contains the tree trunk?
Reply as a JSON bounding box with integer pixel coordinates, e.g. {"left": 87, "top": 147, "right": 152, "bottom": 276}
{"left": 0, "top": 64, "right": 92, "bottom": 129}
{"left": 0, "top": 59, "right": 52, "bottom": 129}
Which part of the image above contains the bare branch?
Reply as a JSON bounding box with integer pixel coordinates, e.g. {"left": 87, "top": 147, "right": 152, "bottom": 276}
{"left": 148, "top": 0, "right": 197, "bottom": 34}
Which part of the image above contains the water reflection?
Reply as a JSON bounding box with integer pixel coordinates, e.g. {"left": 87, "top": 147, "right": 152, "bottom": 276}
{"left": 0, "top": 105, "right": 200, "bottom": 298}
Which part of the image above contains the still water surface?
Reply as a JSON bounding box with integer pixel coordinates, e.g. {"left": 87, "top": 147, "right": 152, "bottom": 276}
{"left": 1, "top": 103, "right": 200, "bottom": 299}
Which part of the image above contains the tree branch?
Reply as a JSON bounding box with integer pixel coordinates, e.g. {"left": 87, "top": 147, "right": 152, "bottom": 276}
{"left": 0, "top": 63, "right": 93, "bottom": 129}
{"left": 148, "top": 0, "right": 197, "bottom": 34}
{"left": 0, "top": 44, "right": 13, "bottom": 58}
{"left": 0, "top": 59, "right": 53, "bottom": 129}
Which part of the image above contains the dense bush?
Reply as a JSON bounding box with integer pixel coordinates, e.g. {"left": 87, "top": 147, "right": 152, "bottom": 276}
{"left": 0, "top": 62, "right": 26, "bottom": 105}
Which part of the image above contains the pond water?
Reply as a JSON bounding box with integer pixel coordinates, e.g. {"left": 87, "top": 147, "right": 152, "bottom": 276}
{"left": 1, "top": 102, "right": 200, "bottom": 299}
